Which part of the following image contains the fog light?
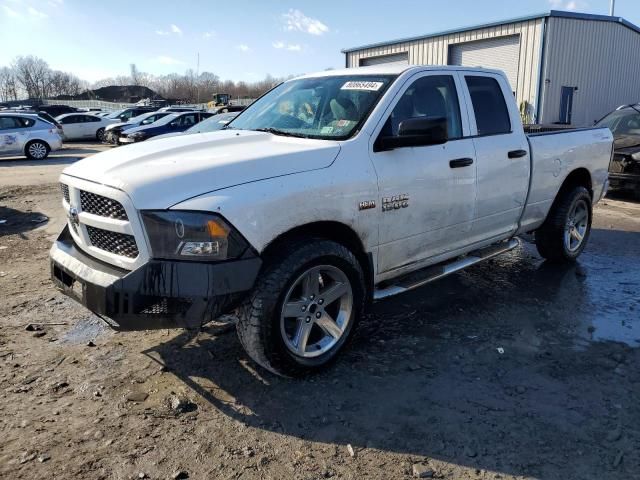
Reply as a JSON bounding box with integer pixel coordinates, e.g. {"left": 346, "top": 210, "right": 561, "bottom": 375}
{"left": 180, "top": 241, "right": 220, "bottom": 256}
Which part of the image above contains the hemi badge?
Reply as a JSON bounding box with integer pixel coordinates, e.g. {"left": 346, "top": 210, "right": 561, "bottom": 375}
{"left": 358, "top": 200, "right": 376, "bottom": 211}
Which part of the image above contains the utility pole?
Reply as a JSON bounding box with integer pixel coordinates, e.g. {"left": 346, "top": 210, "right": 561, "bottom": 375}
{"left": 610, "top": 0, "right": 616, "bottom": 16}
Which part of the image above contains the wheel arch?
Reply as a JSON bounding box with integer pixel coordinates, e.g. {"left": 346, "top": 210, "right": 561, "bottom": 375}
{"left": 261, "top": 221, "right": 374, "bottom": 303}
{"left": 558, "top": 168, "right": 593, "bottom": 199}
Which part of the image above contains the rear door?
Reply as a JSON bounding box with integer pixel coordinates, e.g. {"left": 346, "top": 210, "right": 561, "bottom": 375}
{"left": 460, "top": 73, "right": 530, "bottom": 241}
{"left": 369, "top": 72, "right": 477, "bottom": 273}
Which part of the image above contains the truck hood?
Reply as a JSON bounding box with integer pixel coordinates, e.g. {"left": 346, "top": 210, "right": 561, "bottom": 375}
{"left": 62, "top": 130, "right": 341, "bottom": 209}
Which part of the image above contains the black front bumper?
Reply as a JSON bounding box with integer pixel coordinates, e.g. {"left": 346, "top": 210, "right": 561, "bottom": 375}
{"left": 50, "top": 226, "right": 262, "bottom": 330}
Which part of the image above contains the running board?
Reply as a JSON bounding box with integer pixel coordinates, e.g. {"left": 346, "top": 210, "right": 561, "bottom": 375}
{"left": 373, "top": 238, "right": 521, "bottom": 301}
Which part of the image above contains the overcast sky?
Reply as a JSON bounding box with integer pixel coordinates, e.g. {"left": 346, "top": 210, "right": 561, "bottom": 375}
{"left": 1, "top": 0, "right": 639, "bottom": 83}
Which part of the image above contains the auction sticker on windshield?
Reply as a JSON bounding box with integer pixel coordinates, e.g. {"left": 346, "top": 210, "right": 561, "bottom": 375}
{"left": 341, "top": 81, "right": 384, "bottom": 91}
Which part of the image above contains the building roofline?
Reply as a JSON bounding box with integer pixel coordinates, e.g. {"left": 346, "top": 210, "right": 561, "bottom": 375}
{"left": 341, "top": 10, "right": 640, "bottom": 53}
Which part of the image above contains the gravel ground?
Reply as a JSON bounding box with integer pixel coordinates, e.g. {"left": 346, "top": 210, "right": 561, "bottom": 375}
{"left": 0, "top": 164, "right": 639, "bottom": 479}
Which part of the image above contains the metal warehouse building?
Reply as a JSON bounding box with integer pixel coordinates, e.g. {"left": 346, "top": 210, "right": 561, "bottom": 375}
{"left": 343, "top": 10, "right": 640, "bottom": 126}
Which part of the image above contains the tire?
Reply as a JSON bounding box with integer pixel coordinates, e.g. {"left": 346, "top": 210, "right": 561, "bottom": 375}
{"left": 96, "top": 128, "right": 105, "bottom": 142}
{"left": 236, "top": 239, "right": 366, "bottom": 377}
{"left": 535, "top": 186, "right": 592, "bottom": 263}
{"left": 24, "top": 140, "right": 50, "bottom": 160}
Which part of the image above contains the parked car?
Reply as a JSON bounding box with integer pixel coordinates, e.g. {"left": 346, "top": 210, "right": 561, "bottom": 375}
{"left": 119, "top": 111, "right": 213, "bottom": 143}
{"left": 104, "top": 111, "right": 173, "bottom": 144}
{"left": 104, "top": 107, "right": 157, "bottom": 123}
{"left": 55, "top": 113, "right": 119, "bottom": 141}
{"left": 596, "top": 104, "right": 640, "bottom": 198}
{"left": 51, "top": 66, "right": 612, "bottom": 376}
{"left": 158, "top": 106, "right": 201, "bottom": 113}
{"left": 152, "top": 112, "right": 239, "bottom": 140}
{"left": 207, "top": 105, "right": 245, "bottom": 114}
{"left": 0, "top": 112, "right": 62, "bottom": 159}
{"left": 35, "top": 104, "right": 78, "bottom": 117}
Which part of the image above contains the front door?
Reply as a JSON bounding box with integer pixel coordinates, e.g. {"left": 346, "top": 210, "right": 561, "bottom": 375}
{"left": 0, "top": 116, "right": 25, "bottom": 156}
{"left": 369, "top": 72, "right": 478, "bottom": 274}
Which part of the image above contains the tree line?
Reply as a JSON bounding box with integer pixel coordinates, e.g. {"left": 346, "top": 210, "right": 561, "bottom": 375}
{"left": 0, "top": 56, "right": 291, "bottom": 103}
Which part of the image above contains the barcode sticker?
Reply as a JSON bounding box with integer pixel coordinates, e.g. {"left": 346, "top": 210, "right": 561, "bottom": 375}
{"left": 341, "top": 81, "right": 384, "bottom": 91}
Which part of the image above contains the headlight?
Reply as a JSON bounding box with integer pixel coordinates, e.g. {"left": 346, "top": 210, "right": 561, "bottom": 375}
{"left": 631, "top": 152, "right": 640, "bottom": 161}
{"left": 141, "top": 211, "right": 250, "bottom": 261}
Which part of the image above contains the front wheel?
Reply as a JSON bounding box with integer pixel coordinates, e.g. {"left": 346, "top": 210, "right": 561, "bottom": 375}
{"left": 535, "top": 186, "right": 592, "bottom": 262}
{"left": 96, "top": 128, "right": 105, "bottom": 142}
{"left": 236, "top": 239, "right": 365, "bottom": 377}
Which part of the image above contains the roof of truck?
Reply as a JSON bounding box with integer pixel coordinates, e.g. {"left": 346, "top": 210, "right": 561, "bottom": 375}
{"left": 293, "top": 64, "right": 503, "bottom": 80}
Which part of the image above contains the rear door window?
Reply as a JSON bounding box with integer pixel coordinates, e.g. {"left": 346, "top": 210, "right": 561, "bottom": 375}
{"left": 465, "top": 76, "right": 511, "bottom": 136}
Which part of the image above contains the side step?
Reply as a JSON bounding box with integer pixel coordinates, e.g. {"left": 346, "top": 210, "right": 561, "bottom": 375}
{"left": 373, "top": 238, "right": 520, "bottom": 301}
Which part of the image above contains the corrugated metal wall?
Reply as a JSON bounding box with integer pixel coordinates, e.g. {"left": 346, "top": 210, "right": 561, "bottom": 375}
{"left": 346, "top": 19, "right": 544, "bottom": 120}
{"left": 540, "top": 17, "right": 640, "bottom": 126}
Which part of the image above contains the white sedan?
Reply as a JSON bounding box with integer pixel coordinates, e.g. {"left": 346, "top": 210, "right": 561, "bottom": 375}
{"left": 56, "top": 113, "right": 119, "bottom": 141}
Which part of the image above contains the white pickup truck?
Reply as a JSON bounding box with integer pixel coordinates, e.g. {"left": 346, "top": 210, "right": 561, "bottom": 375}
{"left": 50, "top": 65, "right": 612, "bottom": 376}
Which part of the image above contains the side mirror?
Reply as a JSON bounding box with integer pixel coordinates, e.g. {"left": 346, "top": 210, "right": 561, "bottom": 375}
{"left": 169, "top": 122, "right": 179, "bottom": 128}
{"left": 374, "top": 117, "right": 448, "bottom": 152}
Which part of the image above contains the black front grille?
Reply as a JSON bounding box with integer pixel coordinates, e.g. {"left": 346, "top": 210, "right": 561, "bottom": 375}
{"left": 86, "top": 226, "right": 139, "bottom": 258}
{"left": 80, "top": 191, "right": 128, "bottom": 220}
{"left": 60, "top": 183, "right": 70, "bottom": 203}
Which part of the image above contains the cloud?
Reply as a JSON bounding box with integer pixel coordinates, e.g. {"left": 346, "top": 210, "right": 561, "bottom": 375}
{"left": 236, "top": 44, "right": 250, "bottom": 52}
{"left": 2, "top": 5, "right": 20, "bottom": 17}
{"left": 203, "top": 31, "right": 215, "bottom": 39}
{"left": 283, "top": 9, "right": 328, "bottom": 36}
{"left": 273, "top": 41, "right": 303, "bottom": 52}
{"left": 548, "top": 0, "right": 588, "bottom": 10}
{"left": 156, "top": 24, "right": 182, "bottom": 36}
{"left": 28, "top": 6, "right": 48, "bottom": 18}
{"left": 156, "top": 55, "right": 184, "bottom": 65}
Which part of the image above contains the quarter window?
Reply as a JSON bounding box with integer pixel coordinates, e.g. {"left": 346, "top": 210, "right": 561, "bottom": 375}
{"left": 465, "top": 76, "right": 511, "bottom": 136}
{"left": 381, "top": 75, "right": 463, "bottom": 139}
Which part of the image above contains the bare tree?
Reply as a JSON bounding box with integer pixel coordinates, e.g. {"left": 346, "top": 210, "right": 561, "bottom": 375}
{"left": 13, "top": 56, "right": 51, "bottom": 99}
{"left": 0, "top": 67, "right": 18, "bottom": 101}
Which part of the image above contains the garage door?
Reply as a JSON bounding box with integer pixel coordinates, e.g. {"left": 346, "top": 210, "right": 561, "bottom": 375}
{"left": 448, "top": 35, "right": 520, "bottom": 91}
{"left": 359, "top": 52, "right": 409, "bottom": 67}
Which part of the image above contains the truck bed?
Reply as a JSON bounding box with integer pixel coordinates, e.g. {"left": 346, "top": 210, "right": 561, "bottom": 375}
{"left": 517, "top": 126, "right": 612, "bottom": 234}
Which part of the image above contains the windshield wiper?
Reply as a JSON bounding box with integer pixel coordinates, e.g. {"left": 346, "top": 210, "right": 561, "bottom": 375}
{"left": 253, "top": 127, "right": 307, "bottom": 138}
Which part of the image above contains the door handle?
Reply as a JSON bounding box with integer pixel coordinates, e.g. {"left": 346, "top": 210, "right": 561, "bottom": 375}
{"left": 508, "top": 149, "right": 528, "bottom": 159}
{"left": 449, "top": 158, "right": 474, "bottom": 168}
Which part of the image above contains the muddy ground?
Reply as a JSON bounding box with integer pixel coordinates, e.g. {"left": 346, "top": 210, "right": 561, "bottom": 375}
{"left": 1, "top": 171, "right": 639, "bottom": 479}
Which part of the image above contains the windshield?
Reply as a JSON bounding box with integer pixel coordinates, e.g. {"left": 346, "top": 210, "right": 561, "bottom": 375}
{"left": 106, "top": 109, "right": 127, "bottom": 119}
{"left": 227, "top": 75, "right": 396, "bottom": 139}
{"left": 144, "top": 113, "right": 179, "bottom": 127}
{"left": 187, "top": 112, "right": 236, "bottom": 133}
{"left": 596, "top": 108, "right": 640, "bottom": 136}
{"left": 140, "top": 112, "right": 169, "bottom": 125}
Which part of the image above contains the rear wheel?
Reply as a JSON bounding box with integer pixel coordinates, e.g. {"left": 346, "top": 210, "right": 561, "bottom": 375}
{"left": 236, "top": 239, "right": 365, "bottom": 377}
{"left": 25, "top": 140, "right": 50, "bottom": 160}
{"left": 535, "top": 186, "right": 592, "bottom": 262}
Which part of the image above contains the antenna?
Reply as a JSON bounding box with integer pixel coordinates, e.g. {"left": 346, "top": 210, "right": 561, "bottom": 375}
{"left": 610, "top": 0, "right": 616, "bottom": 16}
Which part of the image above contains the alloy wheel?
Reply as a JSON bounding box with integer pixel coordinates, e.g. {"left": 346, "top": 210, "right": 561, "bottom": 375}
{"left": 564, "top": 199, "right": 589, "bottom": 252}
{"left": 280, "top": 265, "right": 353, "bottom": 358}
